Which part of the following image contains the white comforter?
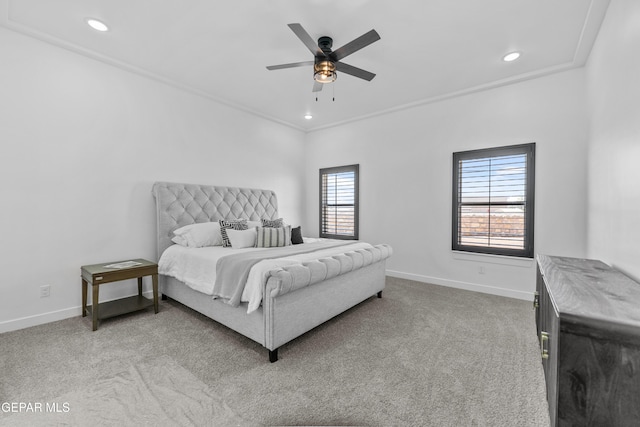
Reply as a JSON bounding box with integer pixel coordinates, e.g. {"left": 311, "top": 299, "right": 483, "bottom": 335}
{"left": 158, "top": 239, "right": 373, "bottom": 313}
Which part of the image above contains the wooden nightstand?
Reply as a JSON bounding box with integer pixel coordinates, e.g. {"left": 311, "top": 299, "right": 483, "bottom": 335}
{"left": 81, "top": 259, "right": 158, "bottom": 331}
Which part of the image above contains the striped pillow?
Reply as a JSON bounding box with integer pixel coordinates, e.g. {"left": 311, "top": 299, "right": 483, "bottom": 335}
{"left": 219, "top": 219, "right": 248, "bottom": 247}
{"left": 255, "top": 225, "right": 291, "bottom": 248}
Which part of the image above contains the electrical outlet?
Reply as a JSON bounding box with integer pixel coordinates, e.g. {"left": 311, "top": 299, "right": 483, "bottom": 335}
{"left": 40, "top": 285, "right": 50, "bottom": 298}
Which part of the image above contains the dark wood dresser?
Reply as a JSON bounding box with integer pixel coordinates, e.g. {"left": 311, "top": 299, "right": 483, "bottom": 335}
{"left": 535, "top": 255, "right": 640, "bottom": 426}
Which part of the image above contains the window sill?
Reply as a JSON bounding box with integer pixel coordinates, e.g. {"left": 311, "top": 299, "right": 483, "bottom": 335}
{"left": 452, "top": 251, "right": 534, "bottom": 268}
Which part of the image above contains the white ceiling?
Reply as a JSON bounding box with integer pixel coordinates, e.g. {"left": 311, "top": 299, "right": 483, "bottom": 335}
{"left": 0, "top": 0, "right": 610, "bottom": 132}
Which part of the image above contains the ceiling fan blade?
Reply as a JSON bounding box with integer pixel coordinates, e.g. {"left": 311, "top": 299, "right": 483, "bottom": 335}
{"left": 266, "top": 61, "right": 314, "bottom": 70}
{"left": 288, "top": 23, "right": 325, "bottom": 57}
{"left": 312, "top": 81, "right": 324, "bottom": 92}
{"left": 330, "top": 29, "right": 380, "bottom": 62}
{"left": 335, "top": 62, "right": 376, "bottom": 81}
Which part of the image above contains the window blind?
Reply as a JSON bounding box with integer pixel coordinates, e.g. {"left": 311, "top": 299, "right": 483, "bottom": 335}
{"left": 320, "top": 164, "right": 359, "bottom": 239}
{"left": 452, "top": 143, "right": 535, "bottom": 257}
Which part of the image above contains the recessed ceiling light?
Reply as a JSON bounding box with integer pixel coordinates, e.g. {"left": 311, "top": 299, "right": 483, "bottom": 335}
{"left": 502, "top": 52, "right": 521, "bottom": 62}
{"left": 304, "top": 114, "right": 313, "bottom": 120}
{"left": 86, "top": 18, "right": 109, "bottom": 32}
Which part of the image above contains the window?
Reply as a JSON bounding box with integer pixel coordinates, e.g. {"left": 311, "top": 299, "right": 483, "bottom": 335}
{"left": 320, "top": 164, "right": 359, "bottom": 240}
{"left": 452, "top": 143, "right": 535, "bottom": 258}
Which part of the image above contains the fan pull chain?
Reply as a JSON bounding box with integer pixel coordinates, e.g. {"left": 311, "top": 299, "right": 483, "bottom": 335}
{"left": 333, "top": 83, "right": 335, "bottom": 102}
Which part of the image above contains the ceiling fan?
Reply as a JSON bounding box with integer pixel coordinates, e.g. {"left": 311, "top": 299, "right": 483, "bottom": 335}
{"left": 266, "top": 23, "right": 381, "bottom": 92}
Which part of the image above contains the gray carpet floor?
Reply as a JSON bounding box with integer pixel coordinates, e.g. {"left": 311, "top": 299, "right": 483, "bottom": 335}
{"left": 0, "top": 277, "right": 549, "bottom": 426}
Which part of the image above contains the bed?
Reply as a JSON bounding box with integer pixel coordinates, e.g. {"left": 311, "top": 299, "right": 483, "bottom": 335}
{"left": 152, "top": 181, "right": 392, "bottom": 362}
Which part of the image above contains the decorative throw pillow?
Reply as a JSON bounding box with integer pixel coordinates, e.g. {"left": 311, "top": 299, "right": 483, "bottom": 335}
{"left": 255, "top": 225, "right": 291, "bottom": 248}
{"left": 219, "top": 219, "right": 248, "bottom": 247}
{"left": 171, "top": 221, "right": 223, "bottom": 247}
{"left": 291, "top": 226, "right": 304, "bottom": 245}
{"left": 261, "top": 218, "right": 284, "bottom": 228}
{"left": 226, "top": 228, "right": 257, "bottom": 249}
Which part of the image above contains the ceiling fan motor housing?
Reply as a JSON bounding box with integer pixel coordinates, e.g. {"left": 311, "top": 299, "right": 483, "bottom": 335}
{"left": 317, "top": 36, "right": 333, "bottom": 53}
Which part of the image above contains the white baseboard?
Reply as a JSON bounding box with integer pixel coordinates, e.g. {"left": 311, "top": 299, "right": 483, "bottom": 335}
{"left": 0, "top": 290, "right": 156, "bottom": 334}
{"left": 0, "top": 306, "right": 81, "bottom": 334}
{"left": 386, "top": 269, "right": 533, "bottom": 301}
{"left": 2, "top": 275, "right": 533, "bottom": 333}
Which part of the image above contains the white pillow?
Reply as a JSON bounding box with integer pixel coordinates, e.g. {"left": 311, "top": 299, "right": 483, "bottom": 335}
{"left": 171, "top": 235, "right": 189, "bottom": 246}
{"left": 247, "top": 220, "right": 262, "bottom": 228}
{"left": 226, "top": 227, "right": 257, "bottom": 249}
{"left": 171, "top": 222, "right": 223, "bottom": 247}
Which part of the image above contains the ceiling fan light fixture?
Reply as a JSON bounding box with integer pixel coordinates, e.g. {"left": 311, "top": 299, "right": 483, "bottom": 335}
{"left": 314, "top": 60, "right": 337, "bottom": 83}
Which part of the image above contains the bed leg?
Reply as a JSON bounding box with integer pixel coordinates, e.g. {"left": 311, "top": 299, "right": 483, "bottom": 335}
{"left": 377, "top": 291, "right": 382, "bottom": 298}
{"left": 269, "top": 349, "right": 278, "bottom": 363}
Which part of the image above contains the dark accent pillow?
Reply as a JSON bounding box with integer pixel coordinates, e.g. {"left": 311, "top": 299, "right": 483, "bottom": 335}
{"left": 262, "top": 218, "right": 284, "bottom": 228}
{"left": 219, "top": 219, "right": 248, "bottom": 247}
{"left": 291, "top": 226, "right": 303, "bottom": 245}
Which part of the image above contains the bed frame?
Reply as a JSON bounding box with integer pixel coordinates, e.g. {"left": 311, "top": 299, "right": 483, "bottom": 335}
{"left": 152, "top": 182, "right": 392, "bottom": 362}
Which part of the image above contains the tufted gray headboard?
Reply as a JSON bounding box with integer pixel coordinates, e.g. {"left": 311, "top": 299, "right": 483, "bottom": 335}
{"left": 151, "top": 182, "right": 279, "bottom": 259}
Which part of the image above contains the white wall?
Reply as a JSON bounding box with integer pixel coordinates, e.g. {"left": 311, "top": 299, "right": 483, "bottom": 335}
{"left": 1, "top": 9, "right": 610, "bottom": 332}
{"left": 586, "top": 0, "right": 640, "bottom": 280}
{"left": 304, "top": 70, "right": 590, "bottom": 299}
{"left": 0, "top": 27, "right": 305, "bottom": 332}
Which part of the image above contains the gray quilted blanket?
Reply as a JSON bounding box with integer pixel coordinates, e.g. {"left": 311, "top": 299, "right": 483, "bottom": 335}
{"left": 212, "top": 241, "right": 353, "bottom": 306}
